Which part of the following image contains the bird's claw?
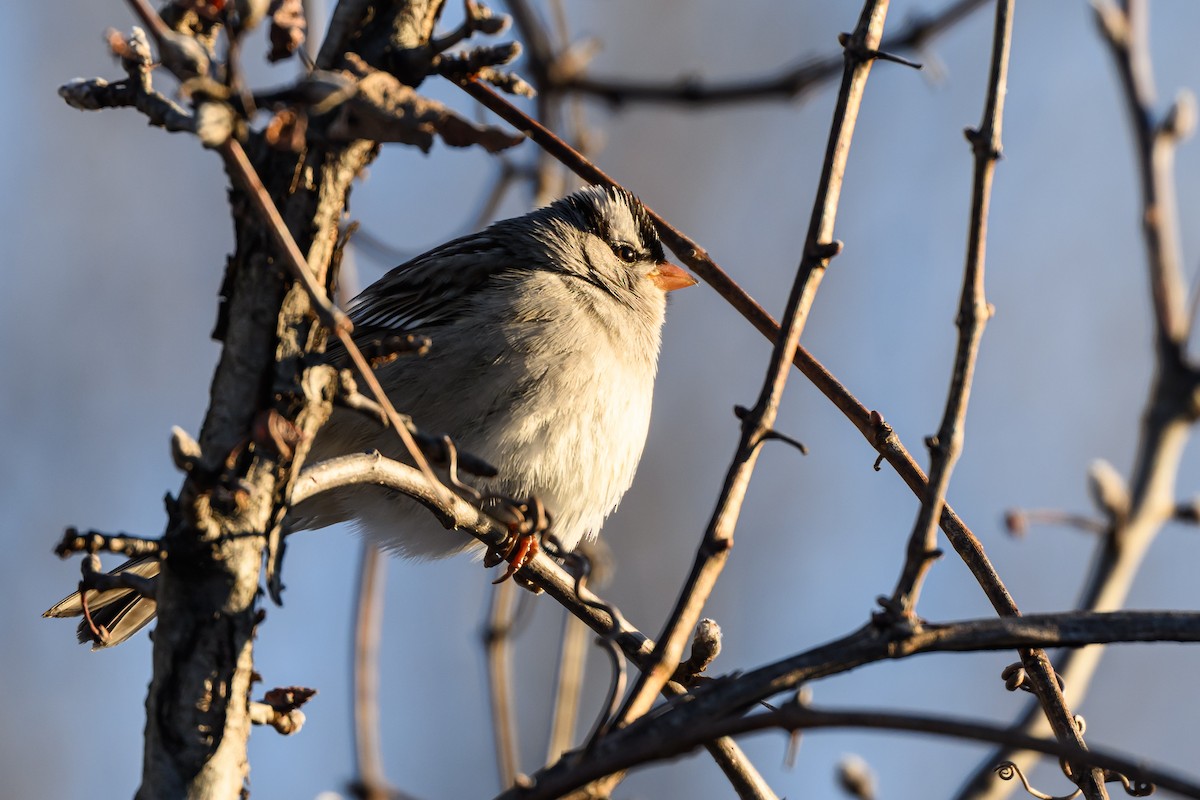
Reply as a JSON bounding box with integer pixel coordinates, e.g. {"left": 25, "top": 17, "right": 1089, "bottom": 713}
{"left": 489, "top": 530, "right": 540, "bottom": 584}
{"left": 482, "top": 495, "right": 551, "bottom": 586}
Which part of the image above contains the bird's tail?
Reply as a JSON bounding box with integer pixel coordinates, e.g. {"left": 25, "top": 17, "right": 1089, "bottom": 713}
{"left": 43, "top": 555, "right": 161, "bottom": 649}
{"left": 43, "top": 498, "right": 352, "bottom": 649}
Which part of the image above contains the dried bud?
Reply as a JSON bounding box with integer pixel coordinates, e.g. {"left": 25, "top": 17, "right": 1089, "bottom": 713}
{"left": 1086, "top": 458, "right": 1129, "bottom": 521}
{"left": 267, "top": 0, "right": 306, "bottom": 62}
{"left": 836, "top": 755, "right": 877, "bottom": 800}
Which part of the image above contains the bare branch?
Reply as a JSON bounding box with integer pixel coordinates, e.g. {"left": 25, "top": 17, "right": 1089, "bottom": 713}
{"left": 352, "top": 543, "right": 394, "bottom": 799}
{"left": 295, "top": 452, "right": 774, "bottom": 798}
{"left": 958, "top": 3, "right": 1200, "bottom": 797}
{"left": 484, "top": 580, "right": 523, "bottom": 790}
{"left": 455, "top": 78, "right": 1020, "bottom": 652}
{"left": 493, "top": 608, "right": 1200, "bottom": 800}
{"left": 1095, "top": 0, "right": 1192, "bottom": 348}
{"left": 501, "top": 702, "right": 1193, "bottom": 800}
{"left": 52, "top": 527, "right": 162, "bottom": 560}
{"left": 615, "top": 0, "right": 892, "bottom": 730}
{"left": 557, "top": 0, "right": 987, "bottom": 107}
{"left": 889, "top": 0, "right": 1009, "bottom": 618}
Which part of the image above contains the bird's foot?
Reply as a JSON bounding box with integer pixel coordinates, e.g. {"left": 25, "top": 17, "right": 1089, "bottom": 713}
{"left": 482, "top": 495, "right": 551, "bottom": 587}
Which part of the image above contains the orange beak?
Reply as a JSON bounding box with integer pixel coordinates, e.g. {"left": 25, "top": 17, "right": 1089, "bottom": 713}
{"left": 646, "top": 261, "right": 697, "bottom": 292}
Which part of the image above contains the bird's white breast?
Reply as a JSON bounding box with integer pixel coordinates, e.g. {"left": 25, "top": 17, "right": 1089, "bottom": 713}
{"left": 312, "top": 268, "right": 666, "bottom": 558}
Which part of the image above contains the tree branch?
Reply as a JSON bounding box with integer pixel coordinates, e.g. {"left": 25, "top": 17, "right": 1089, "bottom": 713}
{"left": 889, "top": 0, "right": 1009, "bottom": 618}
{"left": 491, "top": 606, "right": 1200, "bottom": 800}
{"left": 614, "top": 0, "right": 893, "bottom": 731}
{"left": 957, "top": 3, "right": 1200, "bottom": 797}
{"left": 503, "top": 702, "right": 1195, "bottom": 800}
{"left": 557, "top": 0, "right": 988, "bottom": 107}
{"left": 457, "top": 75, "right": 1023, "bottom": 651}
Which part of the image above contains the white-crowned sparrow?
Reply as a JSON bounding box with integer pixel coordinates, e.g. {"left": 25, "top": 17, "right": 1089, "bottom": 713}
{"left": 47, "top": 185, "right": 694, "bottom": 646}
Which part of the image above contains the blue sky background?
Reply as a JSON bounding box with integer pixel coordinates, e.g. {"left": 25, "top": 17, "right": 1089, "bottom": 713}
{"left": 6, "top": 1, "right": 1200, "bottom": 798}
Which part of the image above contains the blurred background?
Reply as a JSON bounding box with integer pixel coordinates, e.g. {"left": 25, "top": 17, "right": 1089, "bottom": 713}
{"left": 6, "top": 1, "right": 1200, "bottom": 798}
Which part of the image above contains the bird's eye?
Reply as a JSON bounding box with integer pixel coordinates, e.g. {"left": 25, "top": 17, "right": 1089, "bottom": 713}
{"left": 614, "top": 244, "right": 639, "bottom": 263}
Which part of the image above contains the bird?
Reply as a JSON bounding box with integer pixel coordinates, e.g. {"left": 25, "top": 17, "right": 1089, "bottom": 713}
{"left": 45, "top": 185, "right": 695, "bottom": 647}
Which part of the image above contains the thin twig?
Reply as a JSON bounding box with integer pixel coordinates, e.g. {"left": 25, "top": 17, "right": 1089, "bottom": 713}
{"left": 888, "top": 4, "right": 1108, "bottom": 797}
{"left": 218, "top": 140, "right": 349, "bottom": 330}
{"left": 456, "top": 77, "right": 1017, "bottom": 638}
{"left": 351, "top": 543, "right": 393, "bottom": 800}
{"left": 463, "top": 12, "right": 1104, "bottom": 793}
{"left": 491, "top": 604, "right": 1200, "bottom": 800}
{"left": 614, "top": 0, "right": 893, "bottom": 730}
{"left": 298, "top": 447, "right": 1200, "bottom": 799}
{"left": 886, "top": 2, "right": 1104, "bottom": 790}
{"left": 124, "top": 0, "right": 445, "bottom": 513}
{"left": 1095, "top": 0, "right": 1191, "bottom": 350}
{"left": 558, "top": 0, "right": 987, "bottom": 106}
{"left": 889, "top": 0, "right": 1011, "bottom": 615}
{"left": 484, "top": 580, "right": 522, "bottom": 789}
{"left": 506, "top": 0, "right": 568, "bottom": 203}
{"left": 957, "top": 3, "right": 1200, "bottom": 798}
{"left": 496, "top": 702, "right": 1194, "bottom": 800}
{"left": 546, "top": 606, "right": 589, "bottom": 764}
{"left": 462, "top": 47, "right": 1099, "bottom": 798}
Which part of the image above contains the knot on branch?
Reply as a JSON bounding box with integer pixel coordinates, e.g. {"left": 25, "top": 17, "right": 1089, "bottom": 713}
{"left": 964, "top": 126, "right": 1003, "bottom": 160}
{"left": 871, "top": 594, "right": 926, "bottom": 638}
{"left": 868, "top": 409, "right": 895, "bottom": 471}
{"left": 836, "top": 32, "right": 922, "bottom": 70}
{"left": 734, "top": 405, "right": 808, "bottom": 455}
{"left": 806, "top": 239, "right": 844, "bottom": 263}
